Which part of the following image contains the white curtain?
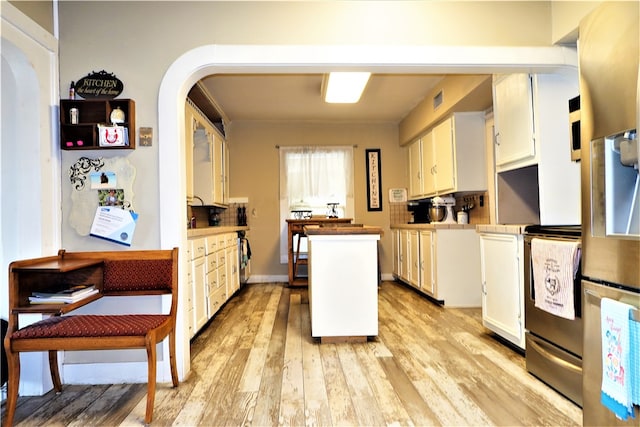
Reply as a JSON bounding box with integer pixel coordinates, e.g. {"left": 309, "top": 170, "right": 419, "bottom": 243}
{"left": 279, "top": 146, "right": 355, "bottom": 263}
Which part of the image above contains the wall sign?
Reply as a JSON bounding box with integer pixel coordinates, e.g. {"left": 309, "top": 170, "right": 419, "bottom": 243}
{"left": 75, "top": 70, "right": 123, "bottom": 99}
{"left": 366, "top": 148, "right": 382, "bottom": 211}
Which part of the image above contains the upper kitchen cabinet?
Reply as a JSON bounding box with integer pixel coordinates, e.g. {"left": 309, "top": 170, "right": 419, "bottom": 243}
{"left": 493, "top": 74, "right": 535, "bottom": 170}
{"left": 186, "top": 100, "right": 227, "bottom": 206}
{"left": 408, "top": 112, "right": 487, "bottom": 200}
{"left": 493, "top": 73, "right": 581, "bottom": 225}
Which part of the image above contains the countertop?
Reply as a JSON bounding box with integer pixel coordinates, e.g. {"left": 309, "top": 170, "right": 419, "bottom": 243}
{"left": 391, "top": 223, "right": 532, "bottom": 234}
{"left": 475, "top": 224, "right": 530, "bottom": 234}
{"left": 390, "top": 223, "right": 478, "bottom": 230}
{"left": 187, "top": 225, "right": 249, "bottom": 239}
{"left": 304, "top": 225, "right": 383, "bottom": 235}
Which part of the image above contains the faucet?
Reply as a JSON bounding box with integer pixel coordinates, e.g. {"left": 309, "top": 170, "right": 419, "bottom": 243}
{"left": 192, "top": 195, "right": 205, "bottom": 206}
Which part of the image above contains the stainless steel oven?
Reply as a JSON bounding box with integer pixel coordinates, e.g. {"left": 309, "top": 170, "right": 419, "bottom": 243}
{"left": 524, "top": 225, "right": 583, "bottom": 407}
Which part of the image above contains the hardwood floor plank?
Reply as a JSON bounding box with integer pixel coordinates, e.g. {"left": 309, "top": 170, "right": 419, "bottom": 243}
{"left": 16, "top": 384, "right": 109, "bottom": 426}
{"left": 238, "top": 285, "right": 283, "bottom": 392}
{"left": 335, "top": 344, "right": 387, "bottom": 426}
{"left": 352, "top": 346, "right": 415, "bottom": 426}
{"left": 300, "top": 300, "right": 333, "bottom": 426}
{"left": 67, "top": 383, "right": 147, "bottom": 427}
{"left": 249, "top": 286, "right": 290, "bottom": 426}
{"left": 278, "top": 293, "right": 305, "bottom": 426}
{"left": 317, "top": 343, "right": 360, "bottom": 426}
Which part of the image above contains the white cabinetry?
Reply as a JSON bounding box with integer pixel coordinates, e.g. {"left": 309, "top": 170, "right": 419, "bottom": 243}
{"left": 190, "top": 238, "right": 208, "bottom": 334}
{"left": 188, "top": 231, "right": 240, "bottom": 337}
{"left": 187, "top": 101, "right": 227, "bottom": 206}
{"left": 493, "top": 73, "right": 580, "bottom": 225}
{"left": 479, "top": 231, "right": 525, "bottom": 349}
{"left": 399, "top": 229, "right": 410, "bottom": 283}
{"left": 407, "top": 230, "right": 420, "bottom": 289}
{"left": 493, "top": 74, "right": 536, "bottom": 169}
{"left": 394, "top": 227, "right": 481, "bottom": 307}
{"left": 418, "top": 230, "right": 435, "bottom": 296}
{"left": 391, "top": 229, "right": 400, "bottom": 277}
{"left": 407, "top": 112, "right": 486, "bottom": 199}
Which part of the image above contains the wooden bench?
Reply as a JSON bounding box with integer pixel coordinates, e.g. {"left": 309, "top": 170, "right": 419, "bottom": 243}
{"left": 2, "top": 248, "right": 179, "bottom": 426}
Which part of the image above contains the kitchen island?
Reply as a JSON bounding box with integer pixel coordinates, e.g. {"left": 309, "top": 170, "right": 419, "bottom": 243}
{"left": 305, "top": 225, "right": 382, "bottom": 342}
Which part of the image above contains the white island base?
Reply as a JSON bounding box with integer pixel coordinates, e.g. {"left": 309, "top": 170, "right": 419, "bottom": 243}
{"left": 306, "top": 226, "right": 381, "bottom": 342}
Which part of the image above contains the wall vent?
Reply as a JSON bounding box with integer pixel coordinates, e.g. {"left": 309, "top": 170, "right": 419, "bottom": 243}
{"left": 433, "top": 90, "right": 444, "bottom": 110}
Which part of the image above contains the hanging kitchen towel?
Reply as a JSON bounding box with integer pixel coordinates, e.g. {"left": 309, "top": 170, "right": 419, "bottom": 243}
{"left": 630, "top": 315, "right": 640, "bottom": 406}
{"left": 531, "top": 238, "right": 581, "bottom": 320}
{"left": 600, "top": 298, "right": 635, "bottom": 421}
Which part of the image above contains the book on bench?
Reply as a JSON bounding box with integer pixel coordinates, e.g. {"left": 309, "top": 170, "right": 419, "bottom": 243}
{"left": 30, "top": 285, "right": 98, "bottom": 304}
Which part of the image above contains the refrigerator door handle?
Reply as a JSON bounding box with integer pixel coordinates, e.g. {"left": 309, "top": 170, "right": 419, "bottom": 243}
{"left": 585, "top": 288, "right": 640, "bottom": 321}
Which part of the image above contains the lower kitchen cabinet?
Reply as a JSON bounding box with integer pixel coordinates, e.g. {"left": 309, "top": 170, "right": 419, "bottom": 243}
{"left": 478, "top": 230, "right": 525, "bottom": 349}
{"left": 188, "top": 231, "right": 241, "bottom": 338}
{"left": 394, "top": 226, "right": 481, "bottom": 307}
{"left": 190, "top": 239, "right": 208, "bottom": 334}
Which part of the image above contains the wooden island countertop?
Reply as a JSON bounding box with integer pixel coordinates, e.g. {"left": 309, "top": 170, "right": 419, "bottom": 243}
{"left": 303, "top": 224, "right": 383, "bottom": 236}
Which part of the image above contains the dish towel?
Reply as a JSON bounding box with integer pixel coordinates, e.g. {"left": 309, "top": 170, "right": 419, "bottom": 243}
{"left": 600, "top": 297, "right": 636, "bottom": 421}
{"left": 531, "top": 238, "right": 581, "bottom": 320}
{"left": 630, "top": 314, "right": 640, "bottom": 407}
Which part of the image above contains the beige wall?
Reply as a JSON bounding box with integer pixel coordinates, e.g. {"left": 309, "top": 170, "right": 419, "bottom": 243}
{"left": 227, "top": 121, "right": 403, "bottom": 277}
{"left": 8, "top": 0, "right": 54, "bottom": 35}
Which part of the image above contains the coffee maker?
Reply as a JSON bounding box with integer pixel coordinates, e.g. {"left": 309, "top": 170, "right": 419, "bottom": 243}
{"left": 407, "top": 200, "right": 431, "bottom": 223}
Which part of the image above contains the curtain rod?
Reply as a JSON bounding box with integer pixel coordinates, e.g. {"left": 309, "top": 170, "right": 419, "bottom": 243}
{"left": 275, "top": 144, "right": 358, "bottom": 149}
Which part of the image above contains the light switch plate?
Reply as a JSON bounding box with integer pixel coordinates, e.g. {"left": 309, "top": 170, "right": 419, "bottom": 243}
{"left": 139, "top": 127, "right": 152, "bottom": 146}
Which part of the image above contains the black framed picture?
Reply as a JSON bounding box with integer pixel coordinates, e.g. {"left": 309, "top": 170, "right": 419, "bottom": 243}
{"left": 365, "top": 149, "right": 382, "bottom": 211}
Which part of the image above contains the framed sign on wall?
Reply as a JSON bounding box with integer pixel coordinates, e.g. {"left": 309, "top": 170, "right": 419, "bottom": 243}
{"left": 366, "top": 149, "right": 382, "bottom": 211}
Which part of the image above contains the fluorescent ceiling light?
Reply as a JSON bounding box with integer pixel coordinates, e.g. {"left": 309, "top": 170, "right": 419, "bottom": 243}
{"left": 323, "top": 72, "right": 371, "bottom": 103}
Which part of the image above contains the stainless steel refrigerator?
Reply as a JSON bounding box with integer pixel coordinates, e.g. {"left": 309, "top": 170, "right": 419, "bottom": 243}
{"left": 579, "top": 2, "right": 640, "bottom": 426}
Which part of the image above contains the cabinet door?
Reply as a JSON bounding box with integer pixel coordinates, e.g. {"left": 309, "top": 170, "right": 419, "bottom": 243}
{"left": 493, "top": 74, "right": 535, "bottom": 169}
{"left": 399, "top": 230, "right": 410, "bottom": 283}
{"left": 193, "top": 125, "right": 215, "bottom": 205}
{"left": 419, "top": 230, "right": 435, "bottom": 296}
{"left": 408, "top": 230, "right": 420, "bottom": 288}
{"left": 213, "top": 134, "right": 224, "bottom": 205}
{"left": 420, "top": 131, "right": 437, "bottom": 196}
{"left": 432, "top": 117, "right": 455, "bottom": 194}
{"left": 408, "top": 139, "right": 423, "bottom": 199}
{"left": 185, "top": 103, "right": 196, "bottom": 201}
{"left": 192, "top": 256, "right": 208, "bottom": 331}
{"left": 391, "top": 230, "right": 400, "bottom": 276}
{"left": 479, "top": 233, "right": 524, "bottom": 348}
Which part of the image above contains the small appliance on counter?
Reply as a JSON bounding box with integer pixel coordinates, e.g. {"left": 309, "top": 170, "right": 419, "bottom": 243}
{"left": 407, "top": 200, "right": 431, "bottom": 223}
{"left": 430, "top": 196, "right": 456, "bottom": 224}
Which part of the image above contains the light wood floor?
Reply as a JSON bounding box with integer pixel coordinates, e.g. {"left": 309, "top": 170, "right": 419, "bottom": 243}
{"left": 4, "top": 281, "right": 582, "bottom": 426}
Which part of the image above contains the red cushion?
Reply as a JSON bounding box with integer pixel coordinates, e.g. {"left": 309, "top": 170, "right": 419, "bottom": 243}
{"left": 103, "top": 259, "right": 173, "bottom": 292}
{"left": 11, "top": 315, "right": 169, "bottom": 339}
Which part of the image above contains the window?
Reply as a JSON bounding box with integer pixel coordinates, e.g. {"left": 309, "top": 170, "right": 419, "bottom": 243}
{"left": 279, "top": 146, "right": 354, "bottom": 263}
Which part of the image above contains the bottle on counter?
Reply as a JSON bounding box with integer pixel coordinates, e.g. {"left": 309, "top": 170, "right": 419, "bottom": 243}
{"left": 69, "top": 81, "right": 76, "bottom": 100}
{"left": 190, "top": 215, "right": 196, "bottom": 229}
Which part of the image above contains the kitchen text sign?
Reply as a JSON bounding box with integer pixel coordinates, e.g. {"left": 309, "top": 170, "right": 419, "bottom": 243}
{"left": 76, "top": 70, "right": 123, "bottom": 99}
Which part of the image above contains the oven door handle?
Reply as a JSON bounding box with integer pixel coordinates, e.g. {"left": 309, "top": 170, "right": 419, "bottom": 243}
{"left": 584, "top": 289, "right": 640, "bottom": 321}
{"left": 527, "top": 338, "right": 583, "bottom": 374}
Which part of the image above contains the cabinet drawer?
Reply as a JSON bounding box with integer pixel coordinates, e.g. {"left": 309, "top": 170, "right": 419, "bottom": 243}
{"left": 191, "top": 238, "right": 206, "bottom": 259}
{"left": 206, "top": 236, "right": 218, "bottom": 254}
{"left": 206, "top": 253, "right": 218, "bottom": 272}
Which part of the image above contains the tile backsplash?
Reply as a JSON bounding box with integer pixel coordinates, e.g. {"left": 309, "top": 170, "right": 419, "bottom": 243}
{"left": 188, "top": 202, "right": 249, "bottom": 228}
{"left": 389, "top": 192, "right": 489, "bottom": 225}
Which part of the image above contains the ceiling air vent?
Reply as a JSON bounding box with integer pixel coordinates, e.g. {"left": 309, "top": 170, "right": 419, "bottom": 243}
{"left": 433, "top": 90, "right": 443, "bottom": 110}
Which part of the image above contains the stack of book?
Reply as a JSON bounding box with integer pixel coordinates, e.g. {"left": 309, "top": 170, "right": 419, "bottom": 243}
{"left": 29, "top": 284, "right": 98, "bottom": 304}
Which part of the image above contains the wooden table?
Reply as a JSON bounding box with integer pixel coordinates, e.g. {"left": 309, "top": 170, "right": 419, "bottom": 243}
{"left": 286, "top": 218, "right": 351, "bottom": 286}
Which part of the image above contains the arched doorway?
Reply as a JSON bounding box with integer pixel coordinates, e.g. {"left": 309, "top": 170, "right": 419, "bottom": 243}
{"left": 1, "top": 3, "right": 60, "bottom": 396}
{"left": 157, "top": 44, "right": 577, "bottom": 379}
